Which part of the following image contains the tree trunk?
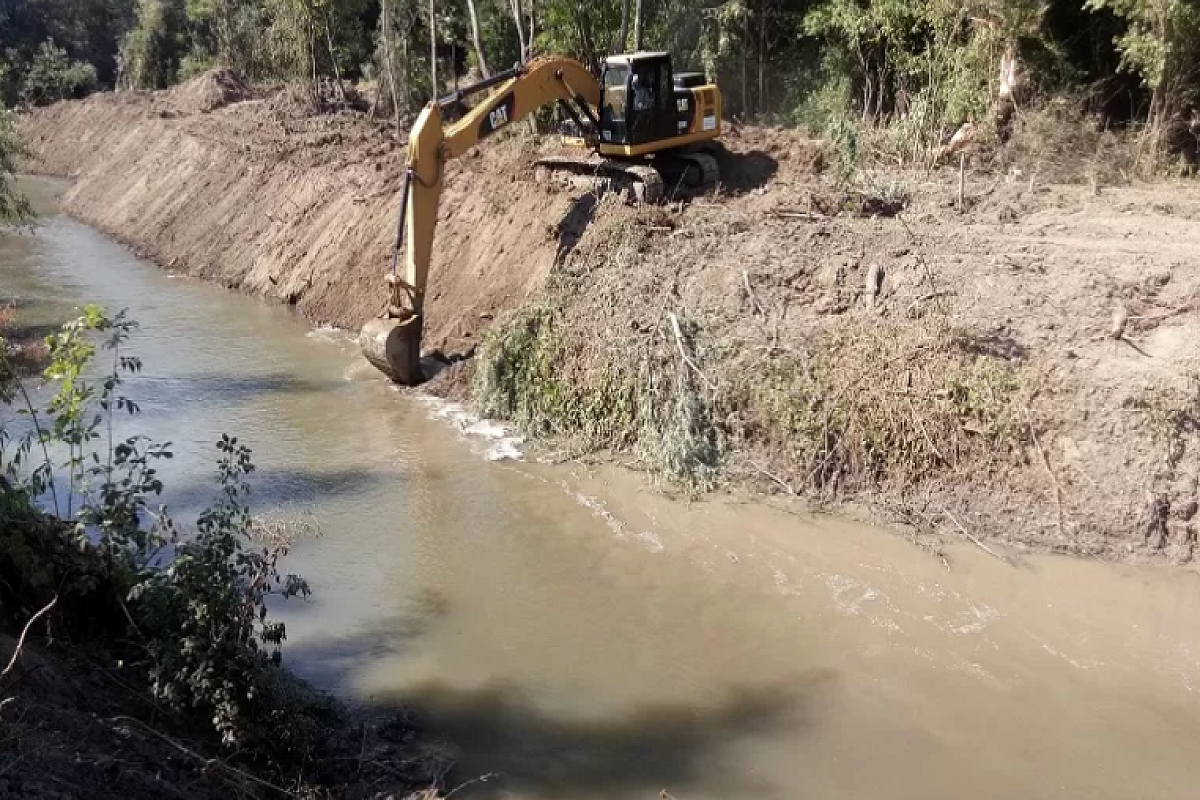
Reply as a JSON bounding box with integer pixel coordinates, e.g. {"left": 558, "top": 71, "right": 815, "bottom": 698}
{"left": 528, "top": 0, "right": 537, "bottom": 57}
{"left": 616, "top": 0, "right": 631, "bottom": 53}
{"left": 633, "top": 0, "right": 645, "bottom": 50}
{"left": 465, "top": 0, "right": 491, "bottom": 77}
{"left": 740, "top": 5, "right": 748, "bottom": 117}
{"left": 527, "top": 0, "right": 538, "bottom": 130}
{"left": 324, "top": 14, "right": 346, "bottom": 101}
{"left": 380, "top": 0, "right": 400, "bottom": 125}
{"left": 429, "top": 0, "right": 438, "bottom": 95}
{"left": 757, "top": 0, "right": 766, "bottom": 115}
{"left": 510, "top": 0, "right": 528, "bottom": 61}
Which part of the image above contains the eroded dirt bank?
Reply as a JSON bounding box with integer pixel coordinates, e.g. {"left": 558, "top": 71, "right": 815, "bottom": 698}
{"left": 19, "top": 78, "right": 570, "bottom": 356}
{"left": 19, "top": 75, "right": 1200, "bottom": 563}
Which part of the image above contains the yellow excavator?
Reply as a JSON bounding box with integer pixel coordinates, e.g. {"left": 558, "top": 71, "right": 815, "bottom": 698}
{"left": 359, "top": 52, "right": 723, "bottom": 385}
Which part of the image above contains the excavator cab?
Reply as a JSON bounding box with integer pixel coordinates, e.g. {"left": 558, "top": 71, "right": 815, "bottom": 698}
{"left": 599, "top": 53, "right": 678, "bottom": 146}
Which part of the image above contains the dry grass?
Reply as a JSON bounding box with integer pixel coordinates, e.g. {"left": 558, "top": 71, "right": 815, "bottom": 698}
{"left": 0, "top": 302, "right": 51, "bottom": 380}
{"left": 727, "top": 318, "right": 1028, "bottom": 496}
{"left": 993, "top": 100, "right": 1144, "bottom": 186}
{"left": 248, "top": 509, "right": 322, "bottom": 548}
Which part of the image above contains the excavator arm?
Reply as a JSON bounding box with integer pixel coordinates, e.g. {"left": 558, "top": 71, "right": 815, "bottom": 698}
{"left": 359, "top": 57, "right": 603, "bottom": 385}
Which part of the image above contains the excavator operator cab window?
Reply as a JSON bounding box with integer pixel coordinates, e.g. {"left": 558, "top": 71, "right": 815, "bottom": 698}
{"left": 600, "top": 63, "right": 630, "bottom": 143}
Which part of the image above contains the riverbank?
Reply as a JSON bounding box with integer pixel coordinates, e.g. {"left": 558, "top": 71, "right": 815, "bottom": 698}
{"left": 0, "top": 633, "right": 446, "bottom": 800}
{"left": 18, "top": 72, "right": 1200, "bottom": 563}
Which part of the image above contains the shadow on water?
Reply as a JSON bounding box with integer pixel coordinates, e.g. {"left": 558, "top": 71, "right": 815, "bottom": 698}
{"left": 286, "top": 620, "right": 831, "bottom": 800}
{"left": 281, "top": 589, "right": 453, "bottom": 688}
{"left": 131, "top": 372, "right": 337, "bottom": 405}
{"left": 161, "top": 465, "right": 393, "bottom": 515}
{"left": 400, "top": 680, "right": 817, "bottom": 800}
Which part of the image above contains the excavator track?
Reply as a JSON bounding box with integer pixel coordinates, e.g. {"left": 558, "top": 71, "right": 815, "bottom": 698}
{"left": 681, "top": 152, "right": 720, "bottom": 191}
{"left": 533, "top": 156, "right": 664, "bottom": 204}
{"left": 651, "top": 151, "right": 720, "bottom": 196}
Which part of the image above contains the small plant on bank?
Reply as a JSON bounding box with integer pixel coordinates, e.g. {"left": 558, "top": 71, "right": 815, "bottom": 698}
{"left": 0, "top": 304, "right": 309, "bottom": 748}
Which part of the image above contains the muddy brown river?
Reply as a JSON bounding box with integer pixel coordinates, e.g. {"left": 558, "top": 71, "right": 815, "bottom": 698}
{"left": 4, "top": 176, "right": 1200, "bottom": 799}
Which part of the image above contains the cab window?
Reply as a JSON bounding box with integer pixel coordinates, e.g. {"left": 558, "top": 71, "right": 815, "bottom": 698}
{"left": 602, "top": 65, "right": 629, "bottom": 122}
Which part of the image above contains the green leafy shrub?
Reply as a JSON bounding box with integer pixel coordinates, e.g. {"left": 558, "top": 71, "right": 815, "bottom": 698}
{"left": 0, "top": 305, "right": 309, "bottom": 747}
{"left": 19, "top": 39, "right": 98, "bottom": 105}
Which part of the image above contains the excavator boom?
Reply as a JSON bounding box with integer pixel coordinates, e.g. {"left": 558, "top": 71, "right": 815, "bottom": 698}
{"left": 359, "top": 54, "right": 721, "bottom": 385}
{"left": 359, "top": 57, "right": 604, "bottom": 385}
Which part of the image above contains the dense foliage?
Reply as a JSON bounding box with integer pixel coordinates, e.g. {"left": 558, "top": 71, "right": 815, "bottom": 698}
{"left": 4, "top": 0, "right": 1200, "bottom": 151}
{"left": 0, "top": 91, "right": 31, "bottom": 223}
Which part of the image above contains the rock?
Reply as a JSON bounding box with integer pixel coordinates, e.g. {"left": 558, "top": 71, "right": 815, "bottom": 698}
{"left": 816, "top": 258, "right": 848, "bottom": 288}
{"left": 864, "top": 263, "right": 884, "bottom": 309}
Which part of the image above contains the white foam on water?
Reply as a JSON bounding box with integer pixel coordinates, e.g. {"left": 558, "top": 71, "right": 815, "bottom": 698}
{"left": 421, "top": 395, "right": 526, "bottom": 461}
{"left": 563, "top": 483, "right": 664, "bottom": 553}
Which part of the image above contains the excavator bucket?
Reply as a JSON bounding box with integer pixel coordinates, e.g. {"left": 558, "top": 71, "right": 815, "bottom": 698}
{"left": 359, "top": 314, "right": 423, "bottom": 385}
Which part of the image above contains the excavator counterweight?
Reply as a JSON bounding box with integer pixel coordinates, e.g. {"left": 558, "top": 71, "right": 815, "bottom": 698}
{"left": 359, "top": 52, "right": 723, "bottom": 385}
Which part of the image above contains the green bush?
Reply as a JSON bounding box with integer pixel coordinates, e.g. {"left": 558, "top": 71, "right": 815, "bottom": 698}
{"left": 0, "top": 305, "right": 309, "bottom": 747}
{"left": 0, "top": 100, "right": 31, "bottom": 224}
{"left": 19, "top": 39, "right": 98, "bottom": 105}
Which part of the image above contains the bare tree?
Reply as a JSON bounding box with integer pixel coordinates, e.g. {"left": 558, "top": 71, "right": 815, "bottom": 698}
{"left": 633, "top": 0, "right": 645, "bottom": 50}
{"left": 615, "top": 0, "right": 631, "bottom": 54}
{"left": 380, "top": 0, "right": 401, "bottom": 127}
{"left": 465, "top": 0, "right": 491, "bottom": 77}
{"left": 510, "top": 0, "right": 528, "bottom": 61}
{"left": 429, "top": 0, "right": 438, "bottom": 94}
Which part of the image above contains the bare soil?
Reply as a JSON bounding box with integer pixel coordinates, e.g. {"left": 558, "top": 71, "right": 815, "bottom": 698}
{"left": 18, "top": 71, "right": 1200, "bottom": 564}
{"left": 0, "top": 633, "right": 446, "bottom": 800}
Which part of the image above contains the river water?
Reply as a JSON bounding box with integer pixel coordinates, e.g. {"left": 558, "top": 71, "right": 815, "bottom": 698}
{"left": 4, "top": 176, "right": 1200, "bottom": 800}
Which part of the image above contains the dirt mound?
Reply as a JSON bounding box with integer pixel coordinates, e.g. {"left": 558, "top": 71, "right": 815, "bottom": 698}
{"left": 163, "top": 68, "right": 250, "bottom": 113}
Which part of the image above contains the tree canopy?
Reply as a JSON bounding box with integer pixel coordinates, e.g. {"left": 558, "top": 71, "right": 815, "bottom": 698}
{"left": 2, "top": 0, "right": 1197, "bottom": 160}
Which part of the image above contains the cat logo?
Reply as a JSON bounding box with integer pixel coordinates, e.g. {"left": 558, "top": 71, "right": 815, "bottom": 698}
{"left": 478, "top": 92, "right": 516, "bottom": 137}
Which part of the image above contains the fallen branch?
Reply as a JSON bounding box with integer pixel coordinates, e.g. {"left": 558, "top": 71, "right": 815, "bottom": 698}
{"left": 771, "top": 209, "right": 825, "bottom": 221}
{"left": 668, "top": 311, "right": 716, "bottom": 391}
{"left": 749, "top": 459, "right": 797, "bottom": 496}
{"left": 111, "top": 715, "right": 299, "bottom": 798}
{"left": 909, "top": 398, "right": 946, "bottom": 463}
{"left": 742, "top": 270, "right": 766, "bottom": 317}
{"left": 1, "top": 596, "right": 57, "bottom": 684}
{"left": 939, "top": 507, "right": 1008, "bottom": 564}
{"left": 1026, "top": 408, "right": 1066, "bottom": 538}
{"left": 1106, "top": 302, "right": 1152, "bottom": 356}
{"left": 1127, "top": 303, "right": 1196, "bottom": 322}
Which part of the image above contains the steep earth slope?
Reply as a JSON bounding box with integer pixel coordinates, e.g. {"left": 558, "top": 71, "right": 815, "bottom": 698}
{"left": 20, "top": 76, "right": 571, "bottom": 356}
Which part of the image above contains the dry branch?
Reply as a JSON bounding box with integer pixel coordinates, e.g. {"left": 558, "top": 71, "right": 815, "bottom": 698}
{"left": 111, "top": 715, "right": 299, "bottom": 798}
{"left": 1, "top": 597, "right": 57, "bottom": 685}
{"left": 940, "top": 508, "right": 1008, "bottom": 564}
{"left": 1026, "top": 408, "right": 1066, "bottom": 538}
{"left": 742, "top": 270, "right": 766, "bottom": 317}
{"left": 749, "top": 459, "right": 797, "bottom": 495}
{"left": 668, "top": 311, "right": 716, "bottom": 391}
